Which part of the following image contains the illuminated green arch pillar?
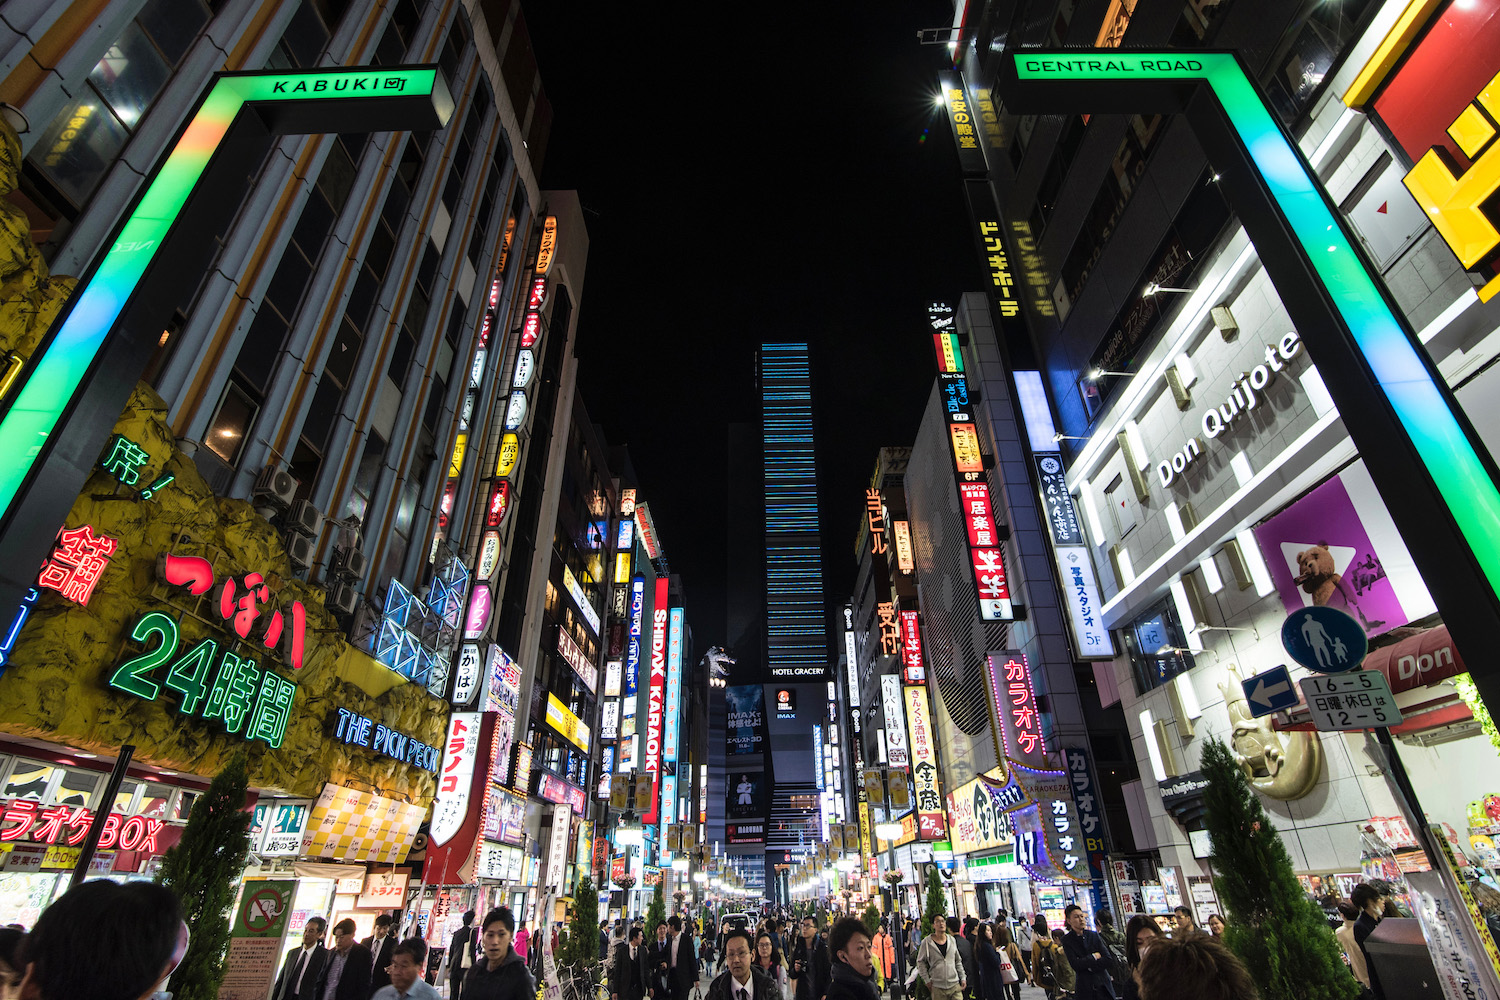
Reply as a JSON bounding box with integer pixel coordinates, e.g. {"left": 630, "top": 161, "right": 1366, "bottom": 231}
{"left": 0, "top": 66, "right": 453, "bottom": 607}
{"left": 1000, "top": 51, "right": 1500, "bottom": 708}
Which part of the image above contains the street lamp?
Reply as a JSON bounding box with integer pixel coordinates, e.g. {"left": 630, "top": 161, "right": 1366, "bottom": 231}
{"left": 875, "top": 822, "right": 908, "bottom": 1000}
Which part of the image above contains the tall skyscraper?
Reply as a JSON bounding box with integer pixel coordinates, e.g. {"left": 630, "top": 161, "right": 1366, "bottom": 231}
{"left": 760, "top": 344, "right": 827, "bottom": 680}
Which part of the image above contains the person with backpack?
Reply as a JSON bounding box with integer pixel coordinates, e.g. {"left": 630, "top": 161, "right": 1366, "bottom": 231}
{"left": 1060, "top": 905, "right": 1116, "bottom": 1000}
{"left": 1030, "top": 921, "right": 1073, "bottom": 1000}
{"left": 1094, "top": 910, "right": 1129, "bottom": 996}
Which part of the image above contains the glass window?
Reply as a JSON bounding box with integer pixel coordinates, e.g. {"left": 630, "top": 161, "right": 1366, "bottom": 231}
{"left": 344, "top": 433, "right": 387, "bottom": 524}
{"left": 392, "top": 481, "right": 420, "bottom": 538}
{"left": 137, "top": 0, "right": 209, "bottom": 65}
{"left": 113, "top": 780, "right": 140, "bottom": 814}
{"left": 2, "top": 760, "right": 53, "bottom": 800}
{"left": 206, "top": 382, "right": 259, "bottom": 464}
{"left": 173, "top": 791, "right": 197, "bottom": 821}
{"left": 1124, "top": 602, "right": 1195, "bottom": 694}
{"left": 53, "top": 769, "right": 99, "bottom": 807}
{"left": 88, "top": 23, "right": 170, "bottom": 129}
{"left": 138, "top": 784, "right": 173, "bottom": 819}
{"left": 30, "top": 98, "right": 130, "bottom": 207}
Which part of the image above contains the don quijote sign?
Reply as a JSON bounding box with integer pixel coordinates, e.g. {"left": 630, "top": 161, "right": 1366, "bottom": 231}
{"left": 1156, "top": 332, "right": 1304, "bottom": 487}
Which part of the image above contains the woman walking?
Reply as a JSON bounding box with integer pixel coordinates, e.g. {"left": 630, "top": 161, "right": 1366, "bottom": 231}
{"left": 973, "top": 923, "right": 1021, "bottom": 1000}
{"left": 994, "top": 925, "right": 1028, "bottom": 1000}
{"left": 1120, "top": 916, "right": 1164, "bottom": 1000}
{"left": 755, "top": 931, "right": 789, "bottom": 999}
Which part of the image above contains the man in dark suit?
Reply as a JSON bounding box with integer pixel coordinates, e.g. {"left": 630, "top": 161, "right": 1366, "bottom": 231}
{"left": 666, "top": 916, "right": 699, "bottom": 1000}
{"left": 449, "top": 910, "right": 477, "bottom": 1000}
{"left": 317, "top": 917, "right": 373, "bottom": 1000}
{"left": 274, "top": 917, "right": 328, "bottom": 1000}
{"left": 647, "top": 921, "right": 672, "bottom": 1000}
{"left": 361, "top": 913, "right": 396, "bottom": 996}
{"left": 611, "top": 926, "right": 648, "bottom": 1000}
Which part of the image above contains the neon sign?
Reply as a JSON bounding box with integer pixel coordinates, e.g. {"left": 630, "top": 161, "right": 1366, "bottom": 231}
{"left": 486, "top": 481, "right": 510, "bottom": 528}
{"left": 39, "top": 524, "right": 117, "bottom": 606}
{"left": 160, "top": 553, "right": 306, "bottom": 669}
{"left": 664, "top": 607, "right": 684, "bottom": 763}
{"left": 528, "top": 276, "right": 548, "bottom": 310}
{"left": 521, "top": 311, "right": 541, "bottom": 349}
{"left": 985, "top": 651, "right": 1045, "bottom": 767}
{"left": 899, "top": 610, "right": 925, "bottom": 683}
{"left": 109, "top": 611, "right": 295, "bottom": 747}
{"left": 624, "top": 575, "right": 644, "bottom": 697}
{"left": 0, "top": 798, "right": 165, "bottom": 852}
{"left": 642, "top": 577, "right": 668, "bottom": 824}
{"left": 535, "top": 215, "right": 559, "bottom": 275}
{"left": 100, "top": 434, "right": 150, "bottom": 486}
{"left": 332, "top": 706, "right": 439, "bottom": 771}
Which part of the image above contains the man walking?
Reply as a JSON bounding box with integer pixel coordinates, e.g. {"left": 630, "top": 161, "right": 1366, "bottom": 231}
{"left": 613, "top": 926, "right": 648, "bottom": 1000}
{"left": 363, "top": 913, "right": 397, "bottom": 997}
{"left": 649, "top": 922, "right": 673, "bottom": 1000}
{"left": 371, "top": 939, "right": 440, "bottom": 1000}
{"left": 1059, "top": 905, "right": 1116, "bottom": 1000}
{"left": 705, "top": 928, "right": 777, "bottom": 1000}
{"left": 946, "top": 919, "right": 975, "bottom": 1000}
{"left": 790, "top": 916, "right": 831, "bottom": 1000}
{"left": 449, "top": 911, "right": 477, "bottom": 1000}
{"left": 463, "top": 907, "right": 536, "bottom": 1000}
{"left": 914, "top": 913, "right": 965, "bottom": 1000}
{"left": 317, "top": 918, "right": 374, "bottom": 1000}
{"left": 667, "top": 915, "right": 699, "bottom": 1000}
{"left": 274, "top": 917, "right": 328, "bottom": 1000}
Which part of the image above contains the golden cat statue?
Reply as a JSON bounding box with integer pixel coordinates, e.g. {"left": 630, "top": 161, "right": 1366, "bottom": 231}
{"left": 1217, "top": 663, "right": 1322, "bottom": 800}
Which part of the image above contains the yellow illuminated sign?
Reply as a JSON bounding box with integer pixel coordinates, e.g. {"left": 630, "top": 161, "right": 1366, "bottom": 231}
{"left": 545, "top": 693, "right": 590, "bottom": 753}
{"left": 496, "top": 433, "right": 520, "bottom": 477}
{"left": 1403, "top": 70, "right": 1500, "bottom": 301}
{"left": 448, "top": 434, "right": 467, "bottom": 477}
{"left": 614, "top": 552, "right": 631, "bottom": 584}
{"left": 535, "top": 216, "right": 559, "bottom": 276}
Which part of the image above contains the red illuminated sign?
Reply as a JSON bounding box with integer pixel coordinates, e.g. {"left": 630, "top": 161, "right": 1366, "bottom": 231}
{"left": 900, "top": 611, "right": 925, "bottom": 684}
{"left": 0, "top": 798, "right": 164, "bottom": 853}
{"left": 160, "top": 553, "right": 306, "bottom": 670}
{"left": 486, "top": 481, "right": 511, "bottom": 528}
{"left": 521, "top": 311, "right": 541, "bottom": 349}
{"left": 537, "top": 772, "right": 587, "bottom": 815}
{"left": 38, "top": 524, "right": 117, "bottom": 606}
{"left": 642, "top": 578, "right": 669, "bottom": 825}
{"left": 528, "top": 277, "right": 548, "bottom": 310}
{"left": 936, "top": 367, "right": 1012, "bottom": 621}
{"left": 958, "top": 483, "right": 999, "bottom": 547}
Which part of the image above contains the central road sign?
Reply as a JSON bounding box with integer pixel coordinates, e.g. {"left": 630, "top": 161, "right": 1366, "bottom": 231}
{"left": 1242, "top": 664, "right": 1299, "bottom": 718}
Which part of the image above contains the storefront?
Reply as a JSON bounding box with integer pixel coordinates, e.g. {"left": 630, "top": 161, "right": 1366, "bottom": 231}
{"left": 0, "top": 387, "right": 445, "bottom": 930}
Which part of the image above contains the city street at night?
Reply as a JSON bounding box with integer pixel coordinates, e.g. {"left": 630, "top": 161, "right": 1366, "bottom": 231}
{"left": 0, "top": 2, "right": 1498, "bottom": 1000}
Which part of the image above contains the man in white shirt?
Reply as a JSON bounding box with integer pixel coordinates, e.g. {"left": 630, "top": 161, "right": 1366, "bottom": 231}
{"left": 706, "top": 928, "right": 774, "bottom": 1000}
{"left": 372, "top": 940, "right": 440, "bottom": 1000}
{"left": 273, "top": 917, "right": 328, "bottom": 1000}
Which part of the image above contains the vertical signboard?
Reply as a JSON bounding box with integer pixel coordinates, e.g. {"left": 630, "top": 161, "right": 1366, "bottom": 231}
{"left": 904, "top": 685, "right": 946, "bottom": 840}
{"left": 664, "top": 608, "right": 684, "bottom": 762}
{"left": 1065, "top": 746, "right": 1110, "bottom": 897}
{"left": 936, "top": 372, "right": 1013, "bottom": 621}
{"left": 881, "top": 674, "right": 910, "bottom": 767}
{"left": 1033, "top": 450, "right": 1115, "bottom": 658}
{"left": 218, "top": 879, "right": 296, "bottom": 1000}
{"left": 545, "top": 803, "right": 571, "bottom": 890}
{"left": 625, "top": 577, "right": 645, "bottom": 698}
{"left": 726, "top": 685, "right": 767, "bottom": 755}
{"left": 431, "top": 713, "right": 480, "bottom": 846}
{"left": 985, "top": 652, "right": 1046, "bottom": 769}
{"left": 899, "top": 611, "right": 925, "bottom": 684}
{"left": 642, "top": 578, "right": 669, "bottom": 825}
{"left": 843, "top": 605, "right": 861, "bottom": 711}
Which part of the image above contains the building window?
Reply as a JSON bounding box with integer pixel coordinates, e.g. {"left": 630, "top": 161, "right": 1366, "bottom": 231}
{"left": 1123, "top": 601, "right": 1195, "bottom": 694}
{"left": 1262, "top": 0, "right": 1380, "bottom": 128}
{"left": 26, "top": 0, "right": 210, "bottom": 217}
{"left": 205, "top": 381, "right": 259, "bottom": 464}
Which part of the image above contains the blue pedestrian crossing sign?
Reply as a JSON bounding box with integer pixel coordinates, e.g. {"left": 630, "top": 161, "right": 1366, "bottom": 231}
{"left": 1242, "top": 665, "right": 1299, "bottom": 718}
{"left": 1280, "top": 606, "right": 1367, "bottom": 674}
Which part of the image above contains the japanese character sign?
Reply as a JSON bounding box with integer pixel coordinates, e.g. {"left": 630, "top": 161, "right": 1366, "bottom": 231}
{"left": 866, "top": 488, "right": 887, "bottom": 556}
{"left": 900, "top": 611, "right": 925, "bottom": 684}
{"left": 876, "top": 602, "right": 900, "bottom": 657}
{"left": 38, "top": 524, "right": 118, "bottom": 606}
{"left": 160, "top": 554, "right": 306, "bottom": 670}
{"left": 100, "top": 435, "right": 151, "bottom": 486}
{"left": 985, "top": 651, "right": 1047, "bottom": 767}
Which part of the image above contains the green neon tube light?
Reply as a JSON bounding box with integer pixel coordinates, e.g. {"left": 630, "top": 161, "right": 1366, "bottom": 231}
{"left": 0, "top": 66, "right": 442, "bottom": 518}
{"left": 1015, "top": 52, "right": 1500, "bottom": 606}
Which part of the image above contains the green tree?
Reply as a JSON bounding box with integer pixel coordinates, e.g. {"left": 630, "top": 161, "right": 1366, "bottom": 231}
{"left": 862, "top": 903, "right": 881, "bottom": 937}
{"left": 154, "top": 753, "right": 253, "bottom": 1000}
{"left": 646, "top": 883, "right": 667, "bottom": 936}
{"left": 1201, "top": 738, "right": 1359, "bottom": 1000}
{"left": 557, "top": 875, "right": 602, "bottom": 1000}
{"left": 919, "top": 867, "right": 945, "bottom": 937}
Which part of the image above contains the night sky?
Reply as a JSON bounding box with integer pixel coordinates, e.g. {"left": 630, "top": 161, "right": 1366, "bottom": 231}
{"left": 527, "top": 2, "right": 976, "bottom": 645}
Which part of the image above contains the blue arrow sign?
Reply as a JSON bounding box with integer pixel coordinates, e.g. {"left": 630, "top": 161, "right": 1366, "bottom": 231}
{"left": 1242, "top": 665, "right": 1299, "bottom": 718}
{"left": 1280, "top": 606, "right": 1368, "bottom": 674}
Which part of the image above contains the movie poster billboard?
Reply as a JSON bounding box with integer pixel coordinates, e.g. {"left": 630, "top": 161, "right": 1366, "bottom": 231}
{"left": 726, "top": 771, "right": 768, "bottom": 821}
{"left": 1252, "top": 465, "right": 1434, "bottom": 641}
{"left": 725, "top": 685, "right": 767, "bottom": 755}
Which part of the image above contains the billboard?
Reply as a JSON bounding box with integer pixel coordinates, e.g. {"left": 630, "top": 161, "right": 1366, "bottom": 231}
{"left": 1252, "top": 466, "right": 1435, "bottom": 641}
{"left": 642, "top": 577, "right": 669, "bottom": 824}
{"left": 726, "top": 771, "right": 768, "bottom": 821}
{"left": 726, "top": 685, "right": 767, "bottom": 755}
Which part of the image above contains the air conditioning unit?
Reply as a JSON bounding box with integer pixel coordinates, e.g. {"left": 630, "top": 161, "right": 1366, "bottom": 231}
{"left": 251, "top": 466, "right": 298, "bottom": 508}
{"left": 332, "top": 545, "right": 368, "bottom": 580}
{"left": 284, "top": 531, "right": 314, "bottom": 570}
{"left": 286, "top": 499, "right": 322, "bottom": 537}
{"left": 330, "top": 580, "right": 361, "bottom": 616}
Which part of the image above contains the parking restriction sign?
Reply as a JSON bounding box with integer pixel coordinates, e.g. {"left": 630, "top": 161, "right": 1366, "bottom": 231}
{"left": 1299, "top": 670, "right": 1403, "bottom": 732}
